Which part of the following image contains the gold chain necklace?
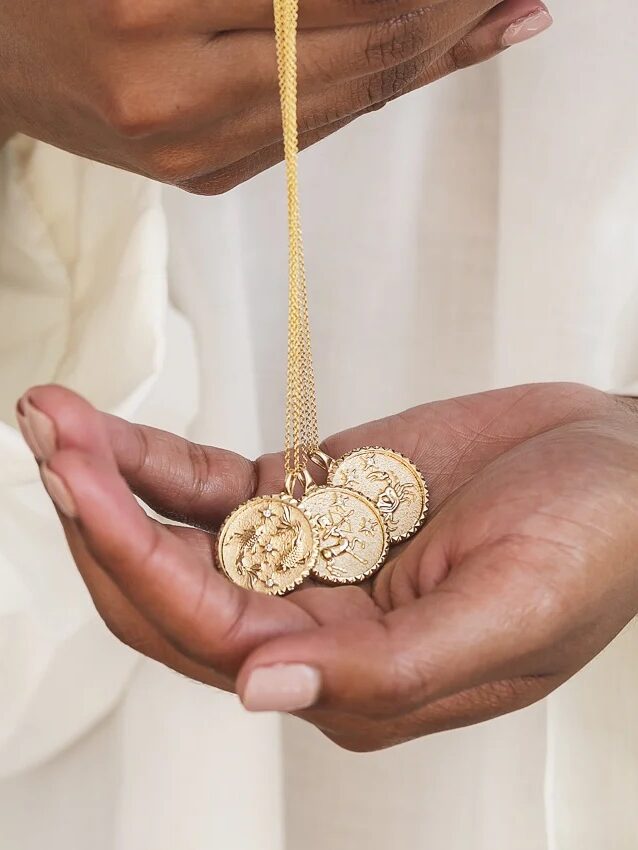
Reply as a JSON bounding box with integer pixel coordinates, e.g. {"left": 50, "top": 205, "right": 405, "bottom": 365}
{"left": 217, "top": 0, "right": 429, "bottom": 595}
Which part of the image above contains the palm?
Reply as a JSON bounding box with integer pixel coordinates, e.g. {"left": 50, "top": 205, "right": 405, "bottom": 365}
{"left": 30, "top": 382, "right": 638, "bottom": 750}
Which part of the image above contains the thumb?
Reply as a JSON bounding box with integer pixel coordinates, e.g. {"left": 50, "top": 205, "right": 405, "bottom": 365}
{"left": 236, "top": 545, "right": 555, "bottom": 718}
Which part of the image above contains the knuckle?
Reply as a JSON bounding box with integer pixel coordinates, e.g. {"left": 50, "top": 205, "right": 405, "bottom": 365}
{"left": 98, "top": 73, "right": 212, "bottom": 139}
{"left": 346, "top": 0, "right": 427, "bottom": 25}
{"left": 360, "top": 57, "right": 424, "bottom": 107}
{"left": 100, "top": 612, "right": 152, "bottom": 656}
{"left": 93, "top": 0, "right": 170, "bottom": 35}
{"left": 184, "top": 440, "right": 216, "bottom": 501}
{"left": 364, "top": 11, "right": 430, "bottom": 72}
{"left": 448, "top": 36, "right": 477, "bottom": 71}
{"left": 99, "top": 84, "right": 166, "bottom": 138}
{"left": 213, "top": 452, "right": 257, "bottom": 510}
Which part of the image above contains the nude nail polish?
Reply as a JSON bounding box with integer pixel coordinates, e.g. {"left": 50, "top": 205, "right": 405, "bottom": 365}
{"left": 241, "top": 664, "right": 321, "bottom": 712}
{"left": 17, "top": 396, "right": 57, "bottom": 461}
{"left": 40, "top": 465, "right": 78, "bottom": 519}
{"left": 16, "top": 401, "right": 41, "bottom": 459}
{"left": 502, "top": 9, "right": 553, "bottom": 47}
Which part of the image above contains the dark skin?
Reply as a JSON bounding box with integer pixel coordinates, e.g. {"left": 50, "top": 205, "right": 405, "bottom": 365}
{"left": 0, "top": 0, "right": 549, "bottom": 192}
{"left": 17, "top": 382, "right": 638, "bottom": 752}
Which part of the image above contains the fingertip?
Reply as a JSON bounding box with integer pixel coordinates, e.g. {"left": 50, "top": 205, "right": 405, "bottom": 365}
{"left": 501, "top": 7, "right": 553, "bottom": 48}
{"left": 239, "top": 663, "right": 322, "bottom": 713}
{"left": 451, "top": 0, "right": 552, "bottom": 71}
{"left": 22, "top": 385, "right": 115, "bottom": 464}
{"left": 237, "top": 617, "right": 405, "bottom": 719}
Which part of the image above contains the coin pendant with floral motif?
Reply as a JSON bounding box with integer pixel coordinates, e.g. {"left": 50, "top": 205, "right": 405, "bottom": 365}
{"left": 327, "top": 447, "right": 428, "bottom": 544}
{"left": 299, "top": 486, "right": 389, "bottom": 584}
{"left": 217, "top": 495, "right": 318, "bottom": 595}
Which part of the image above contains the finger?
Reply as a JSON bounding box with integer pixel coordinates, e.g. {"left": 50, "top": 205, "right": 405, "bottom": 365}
{"left": 19, "top": 382, "right": 599, "bottom": 546}
{"left": 106, "top": 415, "right": 257, "bottom": 528}
{"left": 175, "top": 0, "right": 552, "bottom": 192}
{"left": 312, "top": 675, "right": 562, "bottom": 751}
{"left": 105, "top": 0, "right": 499, "bottom": 141}
{"left": 145, "top": 10, "right": 479, "bottom": 182}
{"left": 235, "top": 0, "right": 498, "bottom": 105}
{"left": 60, "top": 503, "right": 237, "bottom": 690}
{"left": 100, "top": 0, "right": 455, "bottom": 33}
{"left": 23, "top": 385, "right": 256, "bottom": 529}
{"left": 21, "top": 384, "right": 251, "bottom": 687}
{"left": 235, "top": 541, "right": 568, "bottom": 718}
{"left": 40, "top": 447, "right": 314, "bottom": 676}
{"left": 401, "top": 0, "right": 553, "bottom": 83}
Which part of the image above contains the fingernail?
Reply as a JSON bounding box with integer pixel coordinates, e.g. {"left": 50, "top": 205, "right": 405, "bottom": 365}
{"left": 16, "top": 401, "right": 40, "bottom": 459}
{"left": 241, "top": 664, "right": 321, "bottom": 712}
{"left": 502, "top": 9, "right": 553, "bottom": 47}
{"left": 40, "top": 464, "right": 78, "bottom": 519}
{"left": 16, "top": 396, "right": 57, "bottom": 461}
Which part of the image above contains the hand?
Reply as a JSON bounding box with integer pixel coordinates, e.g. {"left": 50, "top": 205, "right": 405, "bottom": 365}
{"left": 17, "top": 383, "right": 638, "bottom": 751}
{"left": 0, "top": 0, "right": 551, "bottom": 193}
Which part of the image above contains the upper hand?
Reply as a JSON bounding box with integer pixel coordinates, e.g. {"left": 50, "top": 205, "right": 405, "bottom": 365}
{"left": 1, "top": 0, "right": 551, "bottom": 193}
{"left": 19, "top": 381, "right": 636, "bottom": 752}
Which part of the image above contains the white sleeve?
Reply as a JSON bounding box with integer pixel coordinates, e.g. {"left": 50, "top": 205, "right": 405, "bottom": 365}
{"left": 0, "top": 137, "right": 198, "bottom": 777}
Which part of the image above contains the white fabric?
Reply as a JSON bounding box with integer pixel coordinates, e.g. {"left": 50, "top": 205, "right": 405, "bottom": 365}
{"left": 1, "top": 0, "right": 638, "bottom": 846}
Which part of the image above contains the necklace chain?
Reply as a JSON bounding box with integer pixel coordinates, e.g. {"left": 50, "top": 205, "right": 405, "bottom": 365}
{"left": 274, "top": 0, "right": 320, "bottom": 479}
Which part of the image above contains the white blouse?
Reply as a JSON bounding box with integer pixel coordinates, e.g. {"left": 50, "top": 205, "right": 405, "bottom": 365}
{"left": 1, "top": 1, "right": 638, "bottom": 847}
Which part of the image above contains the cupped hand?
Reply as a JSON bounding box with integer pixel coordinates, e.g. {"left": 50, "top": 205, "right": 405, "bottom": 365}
{"left": 0, "top": 0, "right": 551, "bottom": 193}
{"left": 17, "top": 382, "right": 638, "bottom": 752}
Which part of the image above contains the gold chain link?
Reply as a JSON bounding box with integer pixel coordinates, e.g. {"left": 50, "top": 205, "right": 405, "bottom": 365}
{"left": 274, "top": 0, "right": 320, "bottom": 478}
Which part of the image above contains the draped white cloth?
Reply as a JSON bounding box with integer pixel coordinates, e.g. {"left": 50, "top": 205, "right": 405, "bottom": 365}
{"left": 1, "top": 1, "right": 638, "bottom": 846}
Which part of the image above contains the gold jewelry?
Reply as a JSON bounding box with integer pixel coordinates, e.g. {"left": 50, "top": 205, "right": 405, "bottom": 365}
{"left": 324, "top": 448, "right": 428, "bottom": 544}
{"left": 218, "top": 494, "right": 317, "bottom": 595}
{"left": 218, "top": 0, "right": 322, "bottom": 592}
{"left": 218, "top": 0, "right": 429, "bottom": 593}
{"left": 300, "top": 485, "right": 389, "bottom": 584}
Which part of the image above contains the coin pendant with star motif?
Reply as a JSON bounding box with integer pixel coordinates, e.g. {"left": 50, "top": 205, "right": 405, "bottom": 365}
{"left": 299, "top": 486, "right": 389, "bottom": 585}
{"left": 327, "top": 447, "right": 428, "bottom": 544}
{"left": 217, "top": 495, "right": 318, "bottom": 595}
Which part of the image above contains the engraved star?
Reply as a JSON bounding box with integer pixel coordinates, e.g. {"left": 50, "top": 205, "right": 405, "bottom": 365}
{"left": 332, "top": 493, "right": 350, "bottom": 511}
{"left": 342, "top": 472, "right": 358, "bottom": 489}
{"left": 363, "top": 454, "right": 377, "bottom": 470}
{"left": 359, "top": 518, "right": 378, "bottom": 535}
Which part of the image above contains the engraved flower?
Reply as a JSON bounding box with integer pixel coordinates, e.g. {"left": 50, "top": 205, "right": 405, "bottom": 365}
{"left": 253, "top": 533, "right": 289, "bottom": 571}
{"left": 257, "top": 505, "right": 282, "bottom": 537}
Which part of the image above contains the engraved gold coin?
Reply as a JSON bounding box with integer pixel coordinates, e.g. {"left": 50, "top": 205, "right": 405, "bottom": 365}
{"left": 300, "top": 486, "right": 389, "bottom": 584}
{"left": 217, "top": 495, "right": 318, "bottom": 595}
{"left": 327, "top": 447, "right": 428, "bottom": 544}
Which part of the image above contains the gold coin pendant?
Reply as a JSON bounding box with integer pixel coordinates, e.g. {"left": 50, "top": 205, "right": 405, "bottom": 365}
{"left": 327, "top": 447, "right": 428, "bottom": 544}
{"left": 217, "top": 495, "right": 318, "bottom": 595}
{"left": 299, "top": 486, "right": 389, "bottom": 585}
